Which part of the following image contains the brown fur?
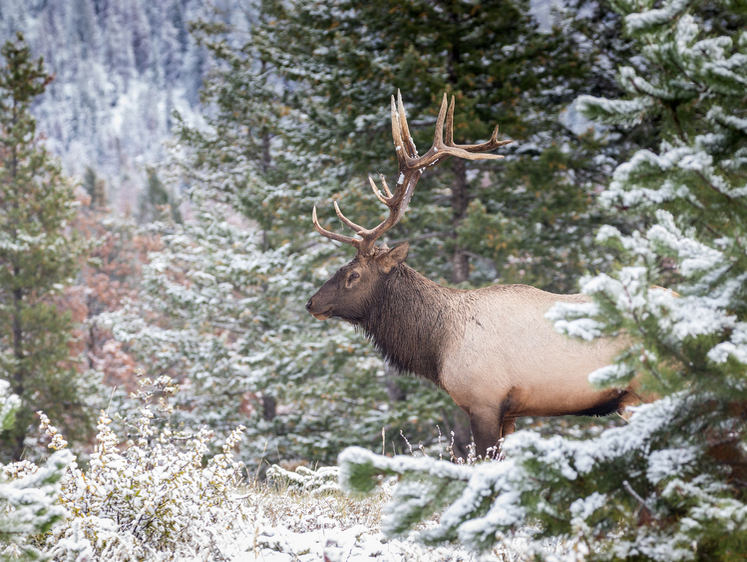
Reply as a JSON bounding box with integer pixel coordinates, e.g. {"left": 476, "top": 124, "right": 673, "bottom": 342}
{"left": 306, "top": 244, "right": 638, "bottom": 457}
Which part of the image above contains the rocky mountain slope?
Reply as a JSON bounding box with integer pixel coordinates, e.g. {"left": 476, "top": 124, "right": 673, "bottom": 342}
{"left": 0, "top": 0, "right": 247, "bottom": 211}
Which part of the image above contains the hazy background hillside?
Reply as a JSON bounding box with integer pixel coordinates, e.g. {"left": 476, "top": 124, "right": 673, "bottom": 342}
{"left": 0, "top": 0, "right": 557, "bottom": 217}
{"left": 0, "top": 0, "right": 250, "bottom": 213}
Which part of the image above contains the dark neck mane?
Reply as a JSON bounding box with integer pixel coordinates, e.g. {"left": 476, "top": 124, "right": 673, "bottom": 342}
{"left": 359, "top": 265, "right": 454, "bottom": 385}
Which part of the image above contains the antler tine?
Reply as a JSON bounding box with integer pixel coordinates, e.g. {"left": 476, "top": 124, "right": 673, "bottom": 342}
{"left": 369, "top": 175, "right": 390, "bottom": 206}
{"left": 443, "top": 95, "right": 514, "bottom": 154}
{"left": 445, "top": 94, "right": 456, "bottom": 146}
{"left": 432, "top": 92, "right": 449, "bottom": 151}
{"left": 312, "top": 205, "right": 361, "bottom": 249}
{"left": 379, "top": 174, "right": 393, "bottom": 198}
{"left": 391, "top": 94, "right": 415, "bottom": 166}
{"left": 391, "top": 95, "right": 403, "bottom": 158}
{"left": 450, "top": 126, "right": 514, "bottom": 153}
{"left": 333, "top": 200, "right": 368, "bottom": 234}
{"left": 396, "top": 90, "right": 418, "bottom": 159}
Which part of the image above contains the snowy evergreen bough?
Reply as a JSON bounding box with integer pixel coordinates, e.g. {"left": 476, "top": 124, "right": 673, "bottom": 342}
{"left": 0, "top": 380, "right": 71, "bottom": 561}
{"left": 340, "top": 0, "right": 747, "bottom": 559}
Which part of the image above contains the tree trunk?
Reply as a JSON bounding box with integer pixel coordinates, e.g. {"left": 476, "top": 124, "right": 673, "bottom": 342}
{"left": 384, "top": 362, "right": 407, "bottom": 402}
{"left": 450, "top": 158, "right": 470, "bottom": 284}
{"left": 11, "top": 280, "right": 25, "bottom": 460}
{"left": 262, "top": 394, "right": 277, "bottom": 422}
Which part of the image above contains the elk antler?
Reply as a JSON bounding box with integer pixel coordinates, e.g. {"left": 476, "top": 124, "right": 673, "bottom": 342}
{"left": 312, "top": 91, "right": 513, "bottom": 256}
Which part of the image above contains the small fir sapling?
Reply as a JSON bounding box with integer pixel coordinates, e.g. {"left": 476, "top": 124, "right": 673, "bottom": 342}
{"left": 0, "top": 381, "right": 71, "bottom": 561}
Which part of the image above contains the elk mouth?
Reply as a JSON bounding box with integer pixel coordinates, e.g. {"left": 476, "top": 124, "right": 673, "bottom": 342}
{"left": 306, "top": 297, "right": 333, "bottom": 320}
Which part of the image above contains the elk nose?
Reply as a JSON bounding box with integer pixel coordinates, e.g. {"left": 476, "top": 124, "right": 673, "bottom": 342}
{"left": 305, "top": 298, "right": 313, "bottom": 312}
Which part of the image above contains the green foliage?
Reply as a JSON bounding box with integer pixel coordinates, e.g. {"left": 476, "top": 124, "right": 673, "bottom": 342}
{"left": 0, "top": 33, "right": 93, "bottom": 462}
{"left": 476, "top": 141, "right": 619, "bottom": 290}
{"left": 138, "top": 167, "right": 182, "bottom": 224}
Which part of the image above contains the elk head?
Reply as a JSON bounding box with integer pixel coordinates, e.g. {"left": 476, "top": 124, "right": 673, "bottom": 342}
{"left": 306, "top": 91, "right": 512, "bottom": 321}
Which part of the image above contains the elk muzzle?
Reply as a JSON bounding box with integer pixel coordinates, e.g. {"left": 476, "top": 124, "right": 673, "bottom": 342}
{"left": 305, "top": 295, "right": 332, "bottom": 321}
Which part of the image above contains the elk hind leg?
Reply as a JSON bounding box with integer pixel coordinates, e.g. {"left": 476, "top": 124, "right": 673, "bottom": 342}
{"left": 617, "top": 389, "right": 643, "bottom": 422}
{"left": 502, "top": 417, "right": 516, "bottom": 437}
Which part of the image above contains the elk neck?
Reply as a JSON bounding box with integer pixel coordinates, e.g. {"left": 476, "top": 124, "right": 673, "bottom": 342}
{"left": 359, "top": 264, "right": 457, "bottom": 386}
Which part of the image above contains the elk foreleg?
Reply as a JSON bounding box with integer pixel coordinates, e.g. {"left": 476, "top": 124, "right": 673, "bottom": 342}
{"left": 469, "top": 409, "right": 504, "bottom": 459}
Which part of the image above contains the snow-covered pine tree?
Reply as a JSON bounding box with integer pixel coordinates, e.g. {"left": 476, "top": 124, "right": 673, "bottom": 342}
{"left": 0, "top": 33, "right": 93, "bottom": 462}
{"left": 340, "top": 0, "right": 747, "bottom": 559}
{"left": 176, "top": 11, "right": 322, "bottom": 236}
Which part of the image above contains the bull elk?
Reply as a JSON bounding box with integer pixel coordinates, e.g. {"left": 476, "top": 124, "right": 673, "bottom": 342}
{"left": 306, "top": 92, "right": 637, "bottom": 458}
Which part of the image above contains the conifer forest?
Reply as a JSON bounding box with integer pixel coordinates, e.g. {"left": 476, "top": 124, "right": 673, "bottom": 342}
{"left": 1, "top": 0, "right": 746, "bottom": 560}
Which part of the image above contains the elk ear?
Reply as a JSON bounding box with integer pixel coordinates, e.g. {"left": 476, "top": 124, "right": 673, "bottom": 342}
{"left": 379, "top": 243, "right": 409, "bottom": 273}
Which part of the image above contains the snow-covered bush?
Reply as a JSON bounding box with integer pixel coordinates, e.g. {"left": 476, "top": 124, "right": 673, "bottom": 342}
{"left": 4, "top": 378, "right": 570, "bottom": 561}
{"left": 38, "top": 376, "right": 249, "bottom": 561}
{"left": 266, "top": 463, "right": 340, "bottom": 496}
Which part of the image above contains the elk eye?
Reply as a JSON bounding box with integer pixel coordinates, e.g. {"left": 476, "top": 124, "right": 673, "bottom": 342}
{"left": 349, "top": 272, "right": 360, "bottom": 280}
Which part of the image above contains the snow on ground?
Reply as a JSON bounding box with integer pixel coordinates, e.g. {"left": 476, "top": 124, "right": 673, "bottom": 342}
{"left": 254, "top": 524, "right": 500, "bottom": 561}
{"left": 213, "top": 466, "right": 545, "bottom": 562}
{"left": 231, "top": 515, "right": 535, "bottom": 561}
